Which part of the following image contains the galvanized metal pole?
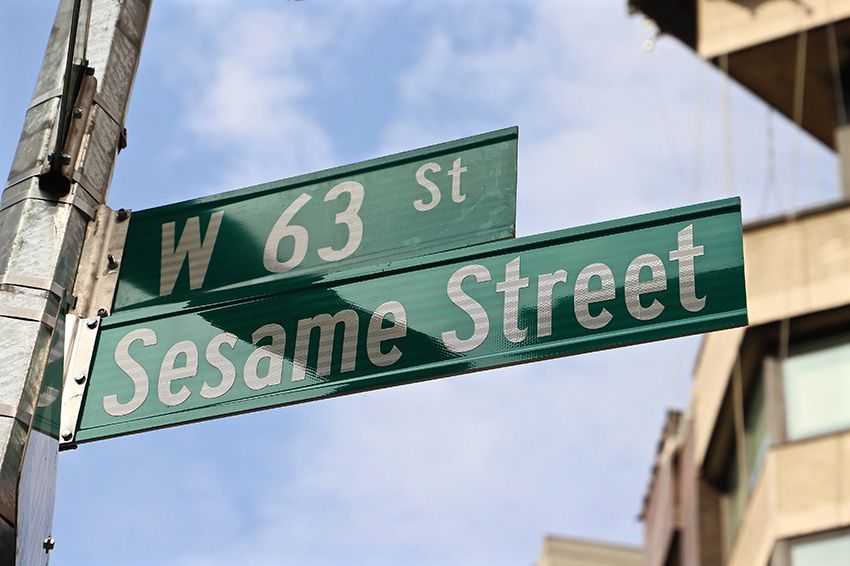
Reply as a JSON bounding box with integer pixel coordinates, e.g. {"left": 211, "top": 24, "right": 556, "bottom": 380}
{"left": 0, "top": 0, "right": 150, "bottom": 562}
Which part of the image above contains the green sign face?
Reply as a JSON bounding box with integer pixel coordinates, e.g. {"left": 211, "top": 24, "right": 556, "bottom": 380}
{"left": 76, "top": 198, "right": 747, "bottom": 442}
{"left": 113, "top": 128, "right": 518, "bottom": 312}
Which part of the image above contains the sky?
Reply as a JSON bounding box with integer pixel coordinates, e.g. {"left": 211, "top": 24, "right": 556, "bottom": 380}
{"left": 0, "top": 1, "right": 841, "bottom": 565}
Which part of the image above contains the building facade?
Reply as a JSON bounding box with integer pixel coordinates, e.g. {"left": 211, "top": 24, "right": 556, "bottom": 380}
{"left": 535, "top": 535, "right": 643, "bottom": 566}
{"left": 641, "top": 202, "right": 850, "bottom": 566}
{"left": 626, "top": 2, "right": 850, "bottom": 565}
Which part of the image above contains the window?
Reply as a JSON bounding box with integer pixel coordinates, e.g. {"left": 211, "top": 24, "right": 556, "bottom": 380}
{"left": 790, "top": 531, "right": 850, "bottom": 565}
{"left": 783, "top": 333, "right": 850, "bottom": 441}
{"left": 722, "top": 371, "right": 770, "bottom": 554}
{"left": 744, "top": 375, "right": 770, "bottom": 489}
{"left": 722, "top": 449, "right": 745, "bottom": 554}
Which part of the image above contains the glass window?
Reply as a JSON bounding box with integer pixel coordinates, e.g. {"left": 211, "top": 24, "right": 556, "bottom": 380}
{"left": 745, "top": 376, "right": 769, "bottom": 489}
{"left": 790, "top": 531, "right": 850, "bottom": 565}
{"left": 783, "top": 333, "right": 850, "bottom": 441}
{"left": 722, "top": 372, "right": 771, "bottom": 555}
{"left": 723, "top": 450, "right": 746, "bottom": 556}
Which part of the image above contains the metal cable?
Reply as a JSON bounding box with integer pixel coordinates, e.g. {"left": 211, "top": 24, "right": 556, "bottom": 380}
{"left": 720, "top": 53, "right": 735, "bottom": 198}
{"left": 789, "top": 30, "right": 808, "bottom": 218}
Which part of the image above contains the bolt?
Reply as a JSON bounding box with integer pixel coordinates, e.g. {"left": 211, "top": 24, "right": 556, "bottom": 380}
{"left": 86, "top": 318, "right": 98, "bottom": 329}
{"left": 43, "top": 536, "right": 55, "bottom": 552}
{"left": 97, "top": 308, "right": 109, "bottom": 318}
{"left": 107, "top": 254, "right": 119, "bottom": 270}
{"left": 73, "top": 107, "right": 83, "bottom": 119}
{"left": 47, "top": 152, "right": 71, "bottom": 166}
{"left": 116, "top": 208, "right": 130, "bottom": 221}
{"left": 74, "top": 372, "right": 86, "bottom": 385}
{"left": 60, "top": 430, "right": 73, "bottom": 441}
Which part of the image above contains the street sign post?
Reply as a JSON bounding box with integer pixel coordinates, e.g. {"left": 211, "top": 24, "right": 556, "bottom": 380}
{"left": 71, "top": 197, "right": 747, "bottom": 443}
{"left": 112, "top": 128, "right": 518, "bottom": 312}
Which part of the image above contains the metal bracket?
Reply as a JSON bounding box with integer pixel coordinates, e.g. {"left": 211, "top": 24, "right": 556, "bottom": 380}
{"left": 59, "top": 314, "right": 99, "bottom": 450}
{"left": 0, "top": 404, "right": 33, "bottom": 428}
{"left": 3, "top": 167, "right": 43, "bottom": 192}
{"left": 59, "top": 205, "right": 131, "bottom": 448}
{"left": 27, "top": 88, "right": 64, "bottom": 112}
{"left": 40, "top": 71, "right": 98, "bottom": 196}
{"left": 92, "top": 92, "right": 122, "bottom": 128}
{"left": 70, "top": 169, "right": 102, "bottom": 203}
{"left": 0, "top": 182, "right": 97, "bottom": 220}
{"left": 0, "top": 306, "right": 58, "bottom": 331}
{"left": 68, "top": 205, "right": 130, "bottom": 319}
{"left": 0, "top": 275, "right": 65, "bottom": 300}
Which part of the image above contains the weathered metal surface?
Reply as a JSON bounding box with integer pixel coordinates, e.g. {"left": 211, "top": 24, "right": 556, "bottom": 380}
{"left": 16, "top": 315, "right": 63, "bottom": 565}
{"left": 0, "top": 0, "right": 151, "bottom": 561}
{"left": 76, "top": 198, "right": 747, "bottom": 442}
{"left": 58, "top": 315, "right": 100, "bottom": 450}
{"left": 112, "top": 128, "right": 519, "bottom": 313}
{"left": 69, "top": 205, "right": 131, "bottom": 319}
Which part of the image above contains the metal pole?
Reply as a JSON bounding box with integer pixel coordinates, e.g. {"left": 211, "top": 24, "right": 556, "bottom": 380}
{"left": 0, "top": 0, "right": 150, "bottom": 562}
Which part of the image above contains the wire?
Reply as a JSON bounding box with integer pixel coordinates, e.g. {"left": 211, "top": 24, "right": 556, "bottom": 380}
{"left": 647, "top": 48, "right": 689, "bottom": 191}
{"left": 720, "top": 54, "right": 735, "bottom": 197}
{"left": 789, "top": 30, "right": 808, "bottom": 218}
{"left": 759, "top": 108, "right": 780, "bottom": 216}
{"left": 827, "top": 22, "right": 847, "bottom": 127}
{"left": 694, "top": 61, "right": 707, "bottom": 203}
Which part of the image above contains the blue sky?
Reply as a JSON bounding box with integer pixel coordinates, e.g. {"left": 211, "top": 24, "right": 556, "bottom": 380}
{"left": 0, "top": 1, "right": 841, "bottom": 565}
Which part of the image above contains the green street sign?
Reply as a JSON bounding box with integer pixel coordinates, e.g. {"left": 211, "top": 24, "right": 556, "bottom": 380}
{"left": 74, "top": 198, "right": 747, "bottom": 443}
{"left": 112, "top": 128, "right": 518, "bottom": 312}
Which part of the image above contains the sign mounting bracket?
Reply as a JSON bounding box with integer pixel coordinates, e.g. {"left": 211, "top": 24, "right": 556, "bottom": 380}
{"left": 60, "top": 205, "right": 130, "bottom": 448}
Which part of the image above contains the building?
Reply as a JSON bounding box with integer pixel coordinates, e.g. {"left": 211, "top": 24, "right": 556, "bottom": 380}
{"left": 535, "top": 535, "right": 643, "bottom": 566}
{"left": 641, "top": 201, "right": 850, "bottom": 565}
{"left": 627, "top": 0, "right": 850, "bottom": 197}
{"left": 627, "top": 2, "right": 850, "bottom": 565}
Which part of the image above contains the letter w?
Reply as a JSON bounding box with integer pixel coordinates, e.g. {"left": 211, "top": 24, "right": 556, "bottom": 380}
{"left": 160, "top": 212, "right": 224, "bottom": 297}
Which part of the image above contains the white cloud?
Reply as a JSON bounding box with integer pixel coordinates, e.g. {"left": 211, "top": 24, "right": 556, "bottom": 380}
{"left": 48, "top": 1, "right": 842, "bottom": 565}
{"left": 381, "top": 1, "right": 838, "bottom": 234}
{"left": 175, "top": 4, "right": 344, "bottom": 190}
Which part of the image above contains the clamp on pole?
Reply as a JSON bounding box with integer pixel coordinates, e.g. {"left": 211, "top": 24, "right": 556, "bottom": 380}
{"left": 60, "top": 204, "right": 131, "bottom": 448}
{"left": 41, "top": 0, "right": 93, "bottom": 196}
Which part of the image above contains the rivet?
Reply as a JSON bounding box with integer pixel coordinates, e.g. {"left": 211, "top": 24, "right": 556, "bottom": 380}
{"left": 43, "top": 536, "right": 55, "bottom": 552}
{"left": 97, "top": 308, "right": 108, "bottom": 318}
{"left": 86, "top": 318, "right": 98, "bottom": 329}
{"left": 74, "top": 373, "right": 86, "bottom": 385}
{"left": 60, "top": 430, "right": 72, "bottom": 441}
{"left": 116, "top": 208, "right": 129, "bottom": 221}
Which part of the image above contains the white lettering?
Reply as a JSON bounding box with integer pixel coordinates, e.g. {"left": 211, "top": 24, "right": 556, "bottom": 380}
{"left": 158, "top": 340, "right": 197, "bottom": 407}
{"left": 244, "top": 324, "right": 286, "bottom": 390}
{"left": 669, "top": 224, "right": 706, "bottom": 312}
{"left": 367, "top": 301, "right": 407, "bottom": 367}
{"left": 160, "top": 212, "right": 224, "bottom": 297}
{"left": 318, "top": 181, "right": 364, "bottom": 263}
{"left": 574, "top": 263, "right": 615, "bottom": 330}
{"left": 537, "top": 270, "right": 568, "bottom": 337}
{"left": 625, "top": 254, "right": 667, "bottom": 321}
{"left": 104, "top": 328, "right": 156, "bottom": 417}
{"left": 264, "top": 193, "right": 311, "bottom": 273}
{"left": 495, "top": 257, "right": 529, "bottom": 343}
{"left": 414, "top": 162, "right": 441, "bottom": 212}
{"left": 448, "top": 158, "right": 467, "bottom": 203}
{"left": 442, "top": 264, "right": 491, "bottom": 353}
{"left": 292, "top": 310, "right": 359, "bottom": 382}
{"left": 201, "top": 333, "right": 238, "bottom": 399}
